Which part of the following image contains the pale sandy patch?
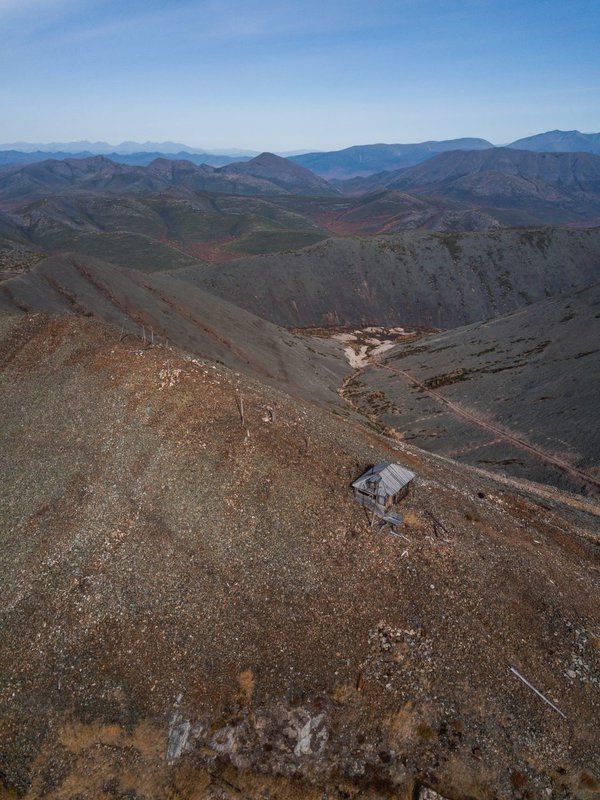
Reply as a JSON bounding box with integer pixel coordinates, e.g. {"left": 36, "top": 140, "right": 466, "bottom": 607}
{"left": 332, "top": 333, "right": 357, "bottom": 343}
{"left": 370, "top": 341, "right": 397, "bottom": 358}
{"left": 344, "top": 345, "right": 369, "bottom": 368}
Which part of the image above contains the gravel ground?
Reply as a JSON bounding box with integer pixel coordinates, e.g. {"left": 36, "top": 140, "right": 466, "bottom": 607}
{"left": 0, "top": 313, "right": 598, "bottom": 799}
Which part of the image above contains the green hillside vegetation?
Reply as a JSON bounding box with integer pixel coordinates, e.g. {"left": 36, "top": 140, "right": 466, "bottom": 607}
{"left": 0, "top": 191, "right": 331, "bottom": 267}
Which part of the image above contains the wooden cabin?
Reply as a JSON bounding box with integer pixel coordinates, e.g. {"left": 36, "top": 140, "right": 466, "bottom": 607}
{"left": 351, "top": 461, "right": 415, "bottom": 527}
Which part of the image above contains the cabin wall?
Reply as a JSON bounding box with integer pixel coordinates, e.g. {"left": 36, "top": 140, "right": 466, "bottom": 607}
{"left": 352, "top": 473, "right": 414, "bottom": 518}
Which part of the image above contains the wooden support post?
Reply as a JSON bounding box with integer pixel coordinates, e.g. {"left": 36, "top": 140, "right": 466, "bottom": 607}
{"left": 424, "top": 509, "right": 449, "bottom": 538}
{"left": 235, "top": 387, "right": 250, "bottom": 441}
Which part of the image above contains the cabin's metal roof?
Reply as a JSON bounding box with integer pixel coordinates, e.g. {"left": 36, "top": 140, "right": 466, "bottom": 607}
{"left": 352, "top": 461, "right": 415, "bottom": 496}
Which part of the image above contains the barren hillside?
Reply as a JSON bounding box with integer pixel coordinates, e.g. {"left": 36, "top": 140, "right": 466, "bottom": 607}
{"left": 0, "top": 253, "right": 346, "bottom": 406}
{"left": 0, "top": 313, "right": 598, "bottom": 799}
{"left": 170, "top": 228, "right": 600, "bottom": 328}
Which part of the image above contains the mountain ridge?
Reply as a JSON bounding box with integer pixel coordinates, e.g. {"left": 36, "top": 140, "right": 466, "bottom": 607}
{"left": 0, "top": 140, "right": 260, "bottom": 156}
{"left": 0, "top": 150, "right": 249, "bottom": 168}
{"left": 0, "top": 252, "right": 345, "bottom": 405}
{"left": 169, "top": 227, "right": 600, "bottom": 329}
{"left": 508, "top": 129, "right": 600, "bottom": 154}
{"left": 334, "top": 148, "right": 600, "bottom": 224}
{"left": 3, "top": 130, "right": 599, "bottom": 176}
{"left": 0, "top": 154, "right": 339, "bottom": 206}
{"left": 290, "top": 138, "right": 494, "bottom": 179}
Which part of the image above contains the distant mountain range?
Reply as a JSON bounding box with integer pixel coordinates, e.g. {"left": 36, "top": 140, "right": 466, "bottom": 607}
{"left": 334, "top": 147, "right": 600, "bottom": 224}
{"left": 291, "top": 131, "right": 600, "bottom": 178}
{"left": 0, "top": 153, "right": 338, "bottom": 206}
{"left": 0, "top": 154, "right": 340, "bottom": 265}
{"left": 0, "top": 150, "right": 249, "bottom": 168}
{"left": 4, "top": 146, "right": 599, "bottom": 226}
{"left": 0, "top": 140, "right": 259, "bottom": 156}
{"left": 2, "top": 130, "right": 600, "bottom": 177}
{"left": 507, "top": 129, "right": 600, "bottom": 153}
{"left": 289, "top": 138, "right": 494, "bottom": 179}
{"left": 1, "top": 147, "right": 600, "bottom": 268}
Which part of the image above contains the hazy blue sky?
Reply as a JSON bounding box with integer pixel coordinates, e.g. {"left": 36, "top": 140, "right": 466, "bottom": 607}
{"left": 1, "top": 0, "right": 598, "bottom": 151}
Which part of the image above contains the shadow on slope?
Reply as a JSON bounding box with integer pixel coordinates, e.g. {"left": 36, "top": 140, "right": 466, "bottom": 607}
{"left": 0, "top": 253, "right": 346, "bottom": 405}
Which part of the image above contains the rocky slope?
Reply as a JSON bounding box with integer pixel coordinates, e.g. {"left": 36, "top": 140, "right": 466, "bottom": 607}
{"left": 0, "top": 253, "right": 346, "bottom": 406}
{"left": 0, "top": 312, "right": 598, "bottom": 799}
{"left": 170, "top": 227, "right": 600, "bottom": 328}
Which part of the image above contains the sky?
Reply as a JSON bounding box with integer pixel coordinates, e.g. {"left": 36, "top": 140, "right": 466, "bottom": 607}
{"left": 1, "top": 0, "right": 599, "bottom": 152}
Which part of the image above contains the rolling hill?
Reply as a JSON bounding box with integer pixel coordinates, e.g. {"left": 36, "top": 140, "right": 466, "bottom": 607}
{"left": 170, "top": 227, "right": 600, "bottom": 328}
{"left": 335, "top": 148, "right": 600, "bottom": 225}
{"left": 389, "top": 147, "right": 600, "bottom": 194}
{"left": 334, "top": 148, "right": 600, "bottom": 224}
{"left": 0, "top": 154, "right": 338, "bottom": 207}
{"left": 3, "top": 149, "right": 600, "bottom": 273}
{"left": 0, "top": 184, "right": 514, "bottom": 274}
{"left": 0, "top": 190, "right": 330, "bottom": 267}
{"left": 0, "top": 156, "right": 170, "bottom": 205}
{"left": 0, "top": 310, "right": 598, "bottom": 799}
{"left": 307, "top": 189, "right": 502, "bottom": 234}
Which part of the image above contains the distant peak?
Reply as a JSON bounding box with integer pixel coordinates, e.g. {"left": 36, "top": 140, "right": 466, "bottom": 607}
{"left": 250, "top": 152, "right": 286, "bottom": 165}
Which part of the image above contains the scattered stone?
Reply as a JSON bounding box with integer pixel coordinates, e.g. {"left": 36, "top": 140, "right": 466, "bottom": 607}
{"left": 418, "top": 787, "right": 451, "bottom": 800}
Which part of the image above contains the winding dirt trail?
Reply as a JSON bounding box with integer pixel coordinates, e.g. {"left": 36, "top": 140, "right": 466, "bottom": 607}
{"left": 372, "top": 359, "right": 600, "bottom": 495}
{"left": 336, "top": 330, "right": 599, "bottom": 498}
